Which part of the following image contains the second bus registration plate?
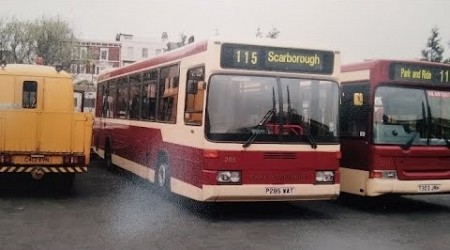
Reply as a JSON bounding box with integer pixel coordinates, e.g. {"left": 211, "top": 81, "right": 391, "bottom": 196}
{"left": 418, "top": 184, "right": 440, "bottom": 193}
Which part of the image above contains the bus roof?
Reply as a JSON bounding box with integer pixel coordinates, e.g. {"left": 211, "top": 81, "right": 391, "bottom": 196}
{"left": 0, "top": 64, "right": 71, "bottom": 78}
{"left": 98, "top": 37, "right": 340, "bottom": 82}
{"left": 342, "top": 59, "right": 449, "bottom": 72}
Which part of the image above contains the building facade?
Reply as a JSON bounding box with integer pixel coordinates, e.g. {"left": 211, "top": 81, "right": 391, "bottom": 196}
{"left": 71, "top": 40, "right": 121, "bottom": 86}
{"left": 71, "top": 34, "right": 165, "bottom": 113}
{"left": 115, "top": 33, "right": 165, "bottom": 66}
{"left": 71, "top": 40, "right": 121, "bottom": 113}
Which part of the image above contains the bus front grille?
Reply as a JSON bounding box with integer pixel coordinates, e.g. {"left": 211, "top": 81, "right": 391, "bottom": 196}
{"left": 263, "top": 152, "right": 297, "bottom": 160}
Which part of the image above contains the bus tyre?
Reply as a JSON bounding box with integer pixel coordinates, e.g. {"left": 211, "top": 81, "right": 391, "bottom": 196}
{"left": 156, "top": 161, "right": 170, "bottom": 192}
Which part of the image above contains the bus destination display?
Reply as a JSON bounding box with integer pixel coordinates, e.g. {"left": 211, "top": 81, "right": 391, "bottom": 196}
{"left": 389, "top": 62, "right": 450, "bottom": 84}
{"left": 221, "top": 43, "right": 334, "bottom": 74}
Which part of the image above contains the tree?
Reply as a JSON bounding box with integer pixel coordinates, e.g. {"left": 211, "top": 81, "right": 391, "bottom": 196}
{"left": 6, "top": 18, "right": 35, "bottom": 64}
{"left": 188, "top": 35, "right": 195, "bottom": 44}
{"left": 0, "top": 17, "right": 34, "bottom": 64}
{"left": 421, "top": 26, "right": 444, "bottom": 62}
{"left": 177, "top": 33, "right": 187, "bottom": 47}
{"left": 0, "top": 18, "right": 7, "bottom": 62}
{"left": 266, "top": 28, "right": 280, "bottom": 39}
{"left": 32, "top": 16, "right": 77, "bottom": 68}
{"left": 164, "top": 32, "right": 195, "bottom": 52}
{"left": 256, "top": 27, "right": 263, "bottom": 38}
{"left": 0, "top": 16, "right": 77, "bottom": 69}
{"left": 445, "top": 41, "right": 450, "bottom": 64}
{"left": 255, "top": 27, "right": 280, "bottom": 39}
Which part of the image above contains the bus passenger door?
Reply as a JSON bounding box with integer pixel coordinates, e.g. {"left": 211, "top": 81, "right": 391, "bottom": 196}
{"left": 340, "top": 83, "right": 371, "bottom": 170}
{"left": 339, "top": 83, "right": 372, "bottom": 194}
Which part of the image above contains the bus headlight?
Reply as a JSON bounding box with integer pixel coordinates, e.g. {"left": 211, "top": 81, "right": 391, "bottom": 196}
{"left": 315, "top": 171, "right": 334, "bottom": 184}
{"left": 369, "top": 170, "right": 397, "bottom": 179}
{"left": 217, "top": 171, "right": 241, "bottom": 184}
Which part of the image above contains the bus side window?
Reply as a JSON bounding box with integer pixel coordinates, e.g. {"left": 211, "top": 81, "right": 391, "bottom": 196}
{"left": 100, "top": 85, "right": 108, "bottom": 117}
{"left": 141, "top": 70, "right": 158, "bottom": 121}
{"left": 107, "top": 81, "right": 116, "bottom": 118}
{"left": 184, "top": 66, "right": 205, "bottom": 125}
{"left": 158, "top": 65, "right": 179, "bottom": 123}
{"left": 22, "top": 81, "right": 37, "bottom": 109}
{"left": 129, "top": 73, "right": 142, "bottom": 120}
{"left": 116, "top": 77, "right": 129, "bottom": 119}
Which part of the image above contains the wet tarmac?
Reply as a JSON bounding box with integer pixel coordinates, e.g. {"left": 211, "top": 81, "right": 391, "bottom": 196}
{"left": 1, "top": 159, "right": 449, "bottom": 250}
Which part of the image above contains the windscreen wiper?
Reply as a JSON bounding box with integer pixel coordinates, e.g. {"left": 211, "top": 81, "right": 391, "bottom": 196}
{"left": 401, "top": 101, "right": 427, "bottom": 151}
{"left": 305, "top": 133, "right": 317, "bottom": 149}
{"left": 243, "top": 87, "right": 277, "bottom": 148}
{"left": 401, "top": 132, "right": 419, "bottom": 150}
{"left": 443, "top": 135, "right": 450, "bottom": 149}
{"left": 243, "top": 109, "right": 275, "bottom": 148}
{"left": 426, "top": 100, "right": 433, "bottom": 145}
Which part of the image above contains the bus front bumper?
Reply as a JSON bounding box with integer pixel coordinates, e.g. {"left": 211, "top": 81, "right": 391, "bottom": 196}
{"left": 366, "top": 179, "right": 450, "bottom": 196}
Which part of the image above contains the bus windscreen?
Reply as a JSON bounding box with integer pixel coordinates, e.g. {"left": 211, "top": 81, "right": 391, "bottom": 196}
{"left": 221, "top": 43, "right": 334, "bottom": 74}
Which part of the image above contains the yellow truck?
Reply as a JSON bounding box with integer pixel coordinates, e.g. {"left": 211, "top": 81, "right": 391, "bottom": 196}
{"left": 0, "top": 63, "right": 93, "bottom": 190}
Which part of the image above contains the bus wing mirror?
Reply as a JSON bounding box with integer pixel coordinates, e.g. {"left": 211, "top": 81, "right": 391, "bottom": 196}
{"left": 187, "top": 80, "right": 198, "bottom": 94}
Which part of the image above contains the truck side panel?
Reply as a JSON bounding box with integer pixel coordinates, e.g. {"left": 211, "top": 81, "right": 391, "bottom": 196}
{"left": 39, "top": 113, "right": 73, "bottom": 152}
{"left": 73, "top": 113, "right": 93, "bottom": 162}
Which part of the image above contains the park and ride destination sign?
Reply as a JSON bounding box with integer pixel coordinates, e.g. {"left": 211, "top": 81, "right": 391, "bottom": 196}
{"left": 389, "top": 62, "right": 450, "bottom": 84}
{"left": 220, "top": 43, "right": 334, "bottom": 74}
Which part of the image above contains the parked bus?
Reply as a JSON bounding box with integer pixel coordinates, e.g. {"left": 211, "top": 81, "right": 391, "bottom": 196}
{"left": 93, "top": 38, "right": 341, "bottom": 201}
{"left": 0, "top": 63, "right": 93, "bottom": 189}
{"left": 340, "top": 59, "right": 450, "bottom": 196}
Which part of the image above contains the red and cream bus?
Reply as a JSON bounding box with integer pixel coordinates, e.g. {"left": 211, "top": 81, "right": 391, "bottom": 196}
{"left": 340, "top": 59, "right": 450, "bottom": 196}
{"left": 93, "top": 38, "right": 341, "bottom": 201}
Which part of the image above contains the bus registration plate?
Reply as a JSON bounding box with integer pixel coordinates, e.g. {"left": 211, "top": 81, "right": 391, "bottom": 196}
{"left": 265, "top": 187, "right": 294, "bottom": 195}
{"left": 418, "top": 184, "right": 440, "bottom": 193}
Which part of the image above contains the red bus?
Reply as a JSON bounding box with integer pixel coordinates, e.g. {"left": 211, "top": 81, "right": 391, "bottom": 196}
{"left": 340, "top": 59, "right": 450, "bottom": 196}
{"left": 93, "top": 38, "right": 341, "bottom": 201}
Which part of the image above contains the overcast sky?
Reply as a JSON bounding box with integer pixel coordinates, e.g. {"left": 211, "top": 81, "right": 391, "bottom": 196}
{"left": 1, "top": 0, "right": 450, "bottom": 63}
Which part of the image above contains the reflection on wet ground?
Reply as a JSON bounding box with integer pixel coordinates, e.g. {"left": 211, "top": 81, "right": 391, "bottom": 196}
{"left": 335, "top": 193, "right": 450, "bottom": 214}
{"left": 1, "top": 160, "right": 449, "bottom": 250}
